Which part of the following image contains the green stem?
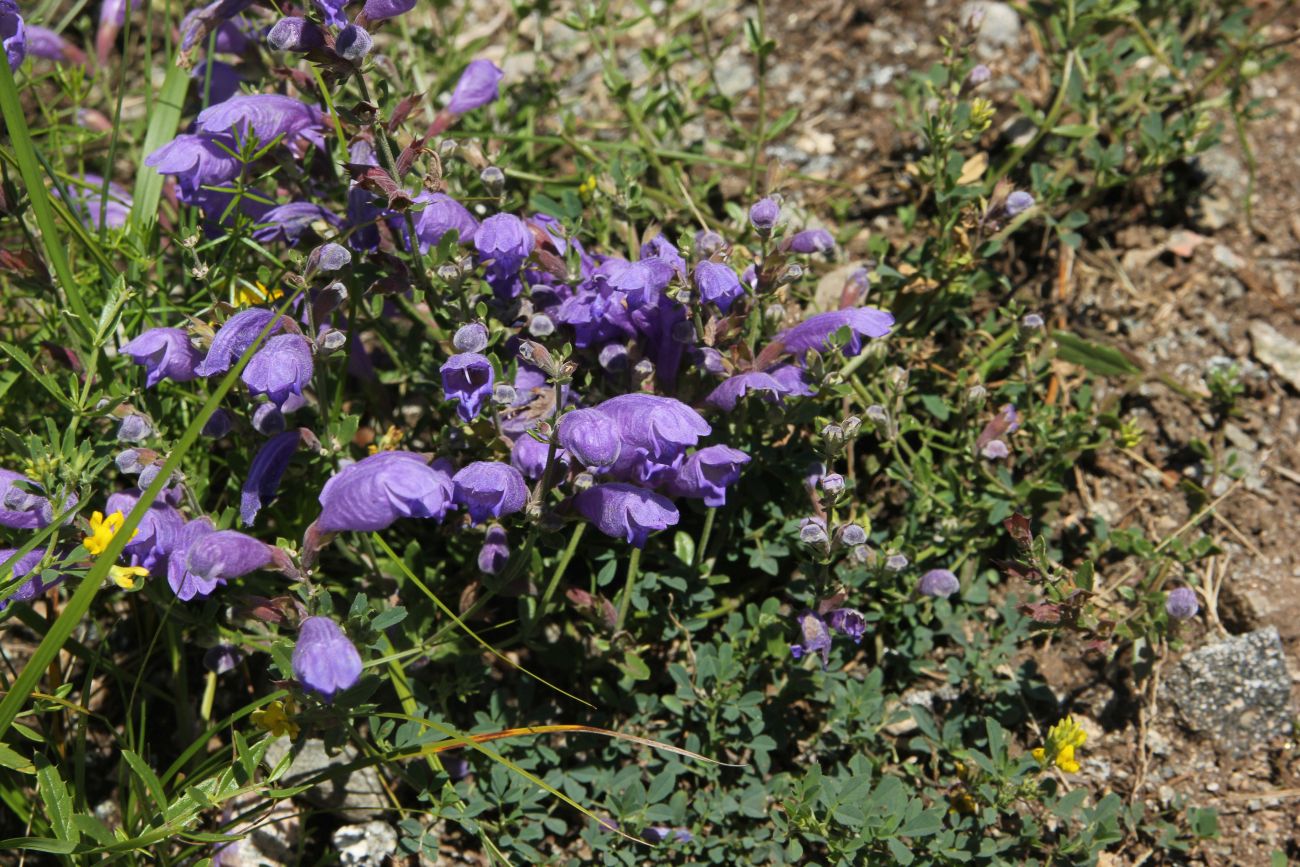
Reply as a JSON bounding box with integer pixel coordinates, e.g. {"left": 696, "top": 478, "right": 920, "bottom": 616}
{"left": 615, "top": 547, "right": 643, "bottom": 632}
{"left": 538, "top": 521, "right": 585, "bottom": 617}
{"left": 694, "top": 508, "right": 716, "bottom": 573}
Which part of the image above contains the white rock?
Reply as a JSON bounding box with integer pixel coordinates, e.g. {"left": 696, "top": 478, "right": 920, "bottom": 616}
{"left": 1250, "top": 322, "right": 1300, "bottom": 392}
{"left": 333, "top": 821, "right": 399, "bottom": 866}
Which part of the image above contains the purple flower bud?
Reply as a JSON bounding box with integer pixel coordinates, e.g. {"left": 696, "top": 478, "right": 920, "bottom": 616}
{"left": 574, "top": 483, "right": 679, "bottom": 548}
{"left": 115, "top": 449, "right": 150, "bottom": 475}
{"left": 440, "top": 352, "right": 494, "bottom": 422}
{"left": 203, "top": 644, "right": 243, "bottom": 674}
{"left": 1022, "top": 313, "right": 1044, "bottom": 329}
{"left": 447, "top": 59, "right": 504, "bottom": 115}
{"left": 242, "top": 334, "right": 313, "bottom": 409}
{"left": 452, "top": 462, "right": 528, "bottom": 525}
{"left": 1165, "top": 587, "right": 1199, "bottom": 620}
{"left": 693, "top": 261, "right": 744, "bottom": 312}
{"left": 306, "top": 241, "right": 352, "bottom": 275}
{"left": 790, "top": 609, "right": 832, "bottom": 668}
{"left": 185, "top": 528, "right": 275, "bottom": 586}
{"left": 665, "top": 445, "right": 750, "bottom": 507}
{"left": 693, "top": 229, "right": 725, "bottom": 258}
{"left": 266, "top": 16, "right": 324, "bottom": 52}
{"left": 557, "top": 409, "right": 622, "bottom": 470}
{"left": 0, "top": 470, "right": 65, "bottom": 530}
{"left": 918, "top": 568, "right": 960, "bottom": 598}
{"left": 510, "top": 432, "right": 565, "bottom": 480}
{"left": 599, "top": 343, "right": 629, "bottom": 372}
{"left": 885, "top": 553, "right": 909, "bottom": 571}
{"left": 413, "top": 192, "right": 478, "bottom": 251}
{"left": 317, "top": 452, "right": 455, "bottom": 532}
{"left": 241, "top": 429, "right": 302, "bottom": 526}
{"left": 168, "top": 517, "right": 217, "bottom": 600}
{"left": 838, "top": 523, "right": 868, "bottom": 546}
{"left": 362, "top": 0, "right": 416, "bottom": 20}
{"left": 474, "top": 213, "right": 533, "bottom": 274}
{"left": 748, "top": 197, "right": 780, "bottom": 235}
{"left": 704, "top": 371, "right": 786, "bottom": 412}
{"left": 334, "top": 23, "right": 371, "bottom": 62}
{"left": 120, "top": 327, "right": 202, "bottom": 388}
{"left": 117, "top": 413, "right": 153, "bottom": 443}
{"left": 799, "top": 516, "right": 828, "bottom": 546}
{"left": 253, "top": 202, "right": 342, "bottom": 246}
{"left": 774, "top": 307, "right": 895, "bottom": 360}
{"left": 820, "top": 473, "right": 844, "bottom": 495}
{"left": 105, "top": 489, "right": 184, "bottom": 573}
{"left": 826, "top": 608, "right": 866, "bottom": 643}
{"left": 642, "top": 827, "right": 693, "bottom": 844}
{"left": 453, "top": 323, "right": 489, "bottom": 353}
{"left": 966, "top": 63, "right": 991, "bottom": 86}
{"left": 137, "top": 464, "right": 176, "bottom": 491}
{"left": 980, "top": 439, "right": 1010, "bottom": 459}
{"left": 252, "top": 402, "right": 285, "bottom": 436}
{"left": 1, "top": 1, "right": 26, "bottom": 71}
{"left": 195, "top": 94, "right": 323, "bottom": 150}
{"left": 596, "top": 394, "right": 711, "bottom": 464}
{"left": 202, "top": 408, "right": 233, "bottom": 438}
{"left": 25, "top": 25, "right": 81, "bottom": 63}
{"left": 196, "top": 308, "right": 284, "bottom": 377}
{"left": 784, "top": 229, "right": 835, "bottom": 254}
{"left": 477, "top": 525, "right": 510, "bottom": 575}
{"left": 1004, "top": 191, "right": 1034, "bottom": 216}
{"left": 293, "top": 616, "right": 363, "bottom": 701}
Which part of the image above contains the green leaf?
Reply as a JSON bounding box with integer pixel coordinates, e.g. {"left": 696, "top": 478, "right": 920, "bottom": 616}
{"left": 0, "top": 837, "right": 77, "bottom": 854}
{"left": 673, "top": 531, "right": 695, "bottom": 566}
{"left": 371, "top": 606, "right": 408, "bottom": 631}
{"left": 898, "top": 806, "right": 945, "bottom": 837}
{"left": 621, "top": 651, "right": 651, "bottom": 681}
{"left": 130, "top": 61, "right": 190, "bottom": 231}
{"left": 121, "top": 749, "right": 167, "bottom": 811}
{"left": 34, "top": 755, "right": 77, "bottom": 843}
{"left": 0, "top": 742, "right": 34, "bottom": 773}
{"left": 1052, "top": 331, "right": 1143, "bottom": 377}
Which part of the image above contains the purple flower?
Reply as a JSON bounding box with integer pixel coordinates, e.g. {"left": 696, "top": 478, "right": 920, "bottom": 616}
{"left": 25, "top": 25, "right": 81, "bottom": 63}
{"left": 574, "top": 483, "right": 679, "bottom": 548}
{"left": 313, "top": 0, "right": 347, "bottom": 27}
{"left": 775, "top": 307, "right": 895, "bottom": 359}
{"left": 242, "top": 333, "right": 313, "bottom": 408}
{"left": 885, "top": 553, "right": 909, "bottom": 571}
{"left": 204, "top": 644, "right": 242, "bottom": 674}
{"left": 121, "top": 327, "right": 202, "bottom": 388}
{"left": 0, "top": 548, "right": 60, "bottom": 610}
{"left": 665, "top": 445, "right": 750, "bottom": 507}
{"left": 441, "top": 352, "right": 494, "bottom": 422}
{"left": 266, "top": 16, "right": 325, "bottom": 52}
{"left": 784, "top": 229, "right": 835, "bottom": 254}
{"left": 966, "top": 63, "right": 991, "bottom": 86}
{"left": 452, "top": 462, "right": 528, "bottom": 525}
{"left": 694, "top": 229, "right": 725, "bottom": 257}
{"left": 704, "top": 371, "right": 786, "bottom": 412}
{"left": 252, "top": 202, "right": 342, "bottom": 246}
{"left": 1022, "top": 313, "right": 1045, "bottom": 329}
{"left": 57, "top": 175, "right": 132, "bottom": 230}
{"left": 1005, "top": 191, "right": 1034, "bottom": 216}
{"left": 693, "top": 261, "right": 744, "bottom": 312}
{"left": 980, "top": 439, "right": 1010, "bottom": 459}
{"left": 453, "top": 323, "right": 489, "bottom": 353}
{"left": 240, "top": 429, "right": 303, "bottom": 526}
{"left": 195, "top": 94, "right": 323, "bottom": 150}
{"left": 640, "top": 234, "right": 686, "bottom": 280}
{"left": 176, "top": 11, "right": 249, "bottom": 54}
{"left": 293, "top": 616, "right": 363, "bottom": 700}
{"left": 596, "top": 394, "right": 711, "bottom": 464}
{"left": 105, "top": 489, "right": 184, "bottom": 574}
{"left": 1165, "top": 587, "right": 1199, "bottom": 620}
{"left": 789, "top": 609, "right": 832, "bottom": 668}
{"left": 918, "top": 568, "right": 960, "bottom": 598}
{"left": 167, "top": 517, "right": 218, "bottom": 600}
{"left": 1, "top": 0, "right": 25, "bottom": 70}
{"left": 595, "top": 257, "right": 676, "bottom": 309}
{"left": 316, "top": 452, "right": 454, "bottom": 532}
{"left": 826, "top": 608, "right": 866, "bottom": 643}
{"left": 557, "top": 409, "right": 622, "bottom": 471}
{"left": 196, "top": 308, "right": 284, "bottom": 377}
{"left": 477, "top": 525, "right": 509, "bottom": 575}
{"left": 306, "top": 241, "right": 352, "bottom": 275}
{"left": 362, "top": 0, "right": 416, "bottom": 20}
{"left": 447, "top": 59, "right": 504, "bottom": 115}
{"left": 252, "top": 402, "right": 285, "bottom": 435}
{"left": 511, "top": 432, "right": 565, "bottom": 480}
{"left": 192, "top": 59, "right": 242, "bottom": 104}
{"left": 474, "top": 213, "right": 534, "bottom": 273}
{"left": 116, "top": 413, "right": 152, "bottom": 443}
{"left": 185, "top": 528, "right": 275, "bottom": 586}
{"left": 976, "top": 403, "right": 1020, "bottom": 454}
{"left": 748, "top": 197, "right": 780, "bottom": 235}
{"left": 642, "top": 827, "right": 693, "bottom": 844}
{"left": 334, "top": 23, "right": 371, "bottom": 62}
{"left": 202, "top": 409, "right": 233, "bottom": 438}
{"left": 413, "top": 192, "right": 478, "bottom": 251}
{"left": 766, "top": 363, "right": 815, "bottom": 398}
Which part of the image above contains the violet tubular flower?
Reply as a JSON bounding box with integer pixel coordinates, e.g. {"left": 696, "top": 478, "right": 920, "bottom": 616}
{"left": 57, "top": 175, "right": 132, "bottom": 230}
{"left": 316, "top": 452, "right": 454, "bottom": 533}
{"left": 293, "top": 616, "right": 363, "bottom": 701}
{"left": 447, "top": 59, "right": 504, "bottom": 115}
{"left": 241, "top": 429, "right": 304, "bottom": 526}
{"left": 1, "top": 0, "right": 25, "bottom": 71}
{"left": 704, "top": 371, "right": 786, "bottom": 412}
{"left": 362, "top": 0, "right": 416, "bottom": 20}
{"left": 784, "top": 228, "right": 835, "bottom": 254}
{"left": 196, "top": 308, "right": 284, "bottom": 377}
{"left": 748, "top": 197, "right": 780, "bottom": 236}
{"left": 665, "top": 445, "right": 750, "bottom": 508}
{"left": 167, "top": 517, "right": 218, "bottom": 600}
{"left": 918, "top": 568, "right": 960, "bottom": 598}
{"left": 266, "top": 16, "right": 325, "bottom": 52}
{"left": 827, "top": 608, "right": 866, "bottom": 643}
{"left": 413, "top": 191, "right": 477, "bottom": 251}
{"left": 790, "top": 609, "right": 832, "bottom": 668}
{"left": 774, "top": 307, "right": 895, "bottom": 360}
{"left": 241, "top": 333, "right": 313, "bottom": 409}
{"left": 0, "top": 470, "right": 58, "bottom": 530}
{"left": 596, "top": 394, "right": 711, "bottom": 464}
{"left": 105, "top": 489, "right": 184, "bottom": 574}
{"left": 440, "top": 353, "right": 494, "bottom": 422}
{"left": 452, "top": 462, "right": 528, "bottom": 525}
{"left": 693, "top": 261, "right": 744, "bottom": 312}
{"left": 574, "top": 483, "right": 679, "bottom": 548}
{"left": 195, "top": 93, "right": 323, "bottom": 151}
{"left": 474, "top": 213, "right": 534, "bottom": 274}
{"left": 252, "top": 202, "right": 342, "bottom": 246}
{"left": 510, "top": 432, "right": 565, "bottom": 481}
{"left": 120, "top": 327, "right": 202, "bottom": 387}
{"left": 0, "top": 549, "right": 58, "bottom": 611}
{"left": 557, "top": 409, "right": 621, "bottom": 471}
{"left": 185, "top": 529, "right": 277, "bottom": 587}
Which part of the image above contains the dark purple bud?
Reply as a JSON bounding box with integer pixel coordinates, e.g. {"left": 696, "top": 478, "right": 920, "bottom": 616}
{"left": 799, "top": 516, "right": 829, "bottom": 548}
{"left": 789, "top": 609, "right": 831, "bottom": 668}
{"left": 167, "top": 517, "right": 217, "bottom": 600}
{"left": 202, "top": 408, "right": 233, "bottom": 438}
{"left": 1, "top": 1, "right": 25, "bottom": 71}
{"left": 453, "top": 323, "right": 489, "bottom": 353}
{"left": 885, "top": 553, "right": 909, "bottom": 571}
{"left": 693, "top": 261, "right": 744, "bottom": 312}
{"left": 441, "top": 352, "right": 494, "bottom": 422}
{"left": 596, "top": 394, "right": 711, "bottom": 464}
{"left": 784, "top": 229, "right": 835, "bottom": 254}
{"left": 447, "top": 58, "right": 504, "bottom": 115}
{"left": 918, "top": 568, "right": 960, "bottom": 598}
{"left": 774, "top": 308, "right": 895, "bottom": 360}
{"left": 826, "top": 607, "right": 866, "bottom": 643}
{"left": 966, "top": 63, "right": 991, "bottom": 86}
{"left": 137, "top": 463, "right": 176, "bottom": 491}
{"left": 477, "top": 525, "right": 509, "bottom": 575}
{"left": 748, "top": 197, "right": 780, "bottom": 235}
{"left": 452, "top": 461, "right": 528, "bottom": 525}
{"left": 362, "top": 0, "right": 416, "bottom": 20}
{"left": 557, "top": 409, "right": 621, "bottom": 471}
{"left": 266, "top": 16, "right": 324, "bottom": 52}
{"left": 510, "top": 432, "right": 565, "bottom": 481}
{"left": 203, "top": 643, "right": 243, "bottom": 674}
{"left": 241, "top": 429, "right": 303, "bottom": 525}
{"left": 704, "top": 371, "right": 786, "bottom": 412}
{"left": 196, "top": 308, "right": 284, "bottom": 377}
{"left": 106, "top": 489, "right": 184, "bottom": 573}
{"left": 117, "top": 413, "right": 153, "bottom": 443}
{"left": 598, "top": 343, "right": 629, "bottom": 372}
{"left": 1004, "top": 191, "right": 1034, "bottom": 216}
{"left": 195, "top": 93, "right": 323, "bottom": 149}
{"left": 480, "top": 166, "right": 506, "bottom": 197}
{"left": 313, "top": 0, "right": 346, "bottom": 26}
{"left": 242, "top": 334, "right": 313, "bottom": 409}
{"left": 574, "top": 483, "right": 679, "bottom": 548}
{"left": 334, "top": 23, "right": 371, "bottom": 62}
{"left": 306, "top": 241, "right": 352, "bottom": 276}
{"left": 980, "top": 439, "right": 1009, "bottom": 459}
{"left": 293, "top": 616, "right": 363, "bottom": 701}
{"left": 665, "top": 445, "right": 750, "bottom": 508}
{"left": 185, "top": 529, "right": 275, "bottom": 586}
{"left": 317, "top": 452, "right": 455, "bottom": 532}
{"left": 413, "top": 192, "right": 478, "bottom": 251}
{"left": 1165, "top": 587, "right": 1199, "bottom": 620}
{"left": 121, "top": 327, "right": 202, "bottom": 388}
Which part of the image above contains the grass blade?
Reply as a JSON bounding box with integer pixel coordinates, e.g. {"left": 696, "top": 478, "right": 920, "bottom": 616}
{"left": 130, "top": 61, "right": 190, "bottom": 232}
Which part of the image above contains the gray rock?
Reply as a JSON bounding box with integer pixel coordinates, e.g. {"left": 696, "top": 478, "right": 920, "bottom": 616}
{"left": 961, "top": 1, "right": 1021, "bottom": 50}
{"left": 1249, "top": 321, "right": 1300, "bottom": 392}
{"left": 264, "top": 738, "right": 389, "bottom": 819}
{"left": 333, "top": 820, "right": 399, "bottom": 865}
{"left": 1212, "top": 243, "right": 1245, "bottom": 272}
{"left": 714, "top": 47, "right": 755, "bottom": 98}
{"left": 1162, "top": 627, "right": 1294, "bottom": 756}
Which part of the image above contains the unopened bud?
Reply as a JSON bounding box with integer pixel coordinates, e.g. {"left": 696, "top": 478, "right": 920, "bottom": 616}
{"left": 481, "top": 166, "right": 506, "bottom": 197}
{"left": 820, "top": 473, "right": 845, "bottom": 496}
{"left": 493, "top": 383, "right": 517, "bottom": 405}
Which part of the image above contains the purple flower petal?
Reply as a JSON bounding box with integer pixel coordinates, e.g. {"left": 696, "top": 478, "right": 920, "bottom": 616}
{"left": 240, "top": 430, "right": 303, "bottom": 526}
{"left": 293, "top": 616, "right": 362, "bottom": 700}
{"left": 574, "top": 483, "right": 678, "bottom": 548}
{"left": 447, "top": 59, "right": 504, "bottom": 115}
{"left": 452, "top": 462, "right": 528, "bottom": 525}
{"left": 121, "top": 327, "right": 202, "bottom": 388}
{"left": 317, "top": 452, "right": 454, "bottom": 533}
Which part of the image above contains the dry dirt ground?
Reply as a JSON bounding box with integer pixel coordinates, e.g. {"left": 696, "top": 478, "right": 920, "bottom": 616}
{"left": 750, "top": 0, "right": 1300, "bottom": 861}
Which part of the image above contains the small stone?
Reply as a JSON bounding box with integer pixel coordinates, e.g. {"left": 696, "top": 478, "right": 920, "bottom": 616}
{"left": 1249, "top": 322, "right": 1300, "bottom": 392}
{"left": 1212, "top": 244, "right": 1245, "bottom": 272}
{"left": 333, "top": 820, "right": 399, "bottom": 865}
{"left": 1166, "top": 229, "right": 1204, "bottom": 258}
{"left": 961, "top": 1, "right": 1021, "bottom": 49}
{"left": 264, "top": 738, "right": 388, "bottom": 820}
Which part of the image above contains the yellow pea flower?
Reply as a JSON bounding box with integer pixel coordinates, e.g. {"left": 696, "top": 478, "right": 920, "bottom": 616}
{"left": 251, "top": 700, "right": 300, "bottom": 739}
{"left": 578, "top": 174, "right": 597, "bottom": 202}
{"left": 109, "top": 565, "right": 150, "bottom": 590}
{"left": 1032, "top": 716, "right": 1087, "bottom": 774}
{"left": 236, "top": 281, "right": 282, "bottom": 308}
{"left": 84, "top": 511, "right": 137, "bottom": 556}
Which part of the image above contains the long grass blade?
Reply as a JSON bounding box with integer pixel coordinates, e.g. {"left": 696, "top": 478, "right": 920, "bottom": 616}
{"left": 130, "top": 61, "right": 190, "bottom": 231}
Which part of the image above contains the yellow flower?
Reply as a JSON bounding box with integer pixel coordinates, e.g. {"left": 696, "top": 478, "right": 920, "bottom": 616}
{"left": 84, "top": 511, "right": 136, "bottom": 556}
{"left": 1033, "top": 716, "right": 1087, "bottom": 774}
{"left": 251, "top": 700, "right": 300, "bottom": 739}
{"left": 236, "top": 281, "right": 282, "bottom": 308}
{"left": 109, "top": 565, "right": 149, "bottom": 590}
{"left": 367, "top": 425, "right": 405, "bottom": 455}
{"left": 578, "top": 174, "right": 597, "bottom": 202}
